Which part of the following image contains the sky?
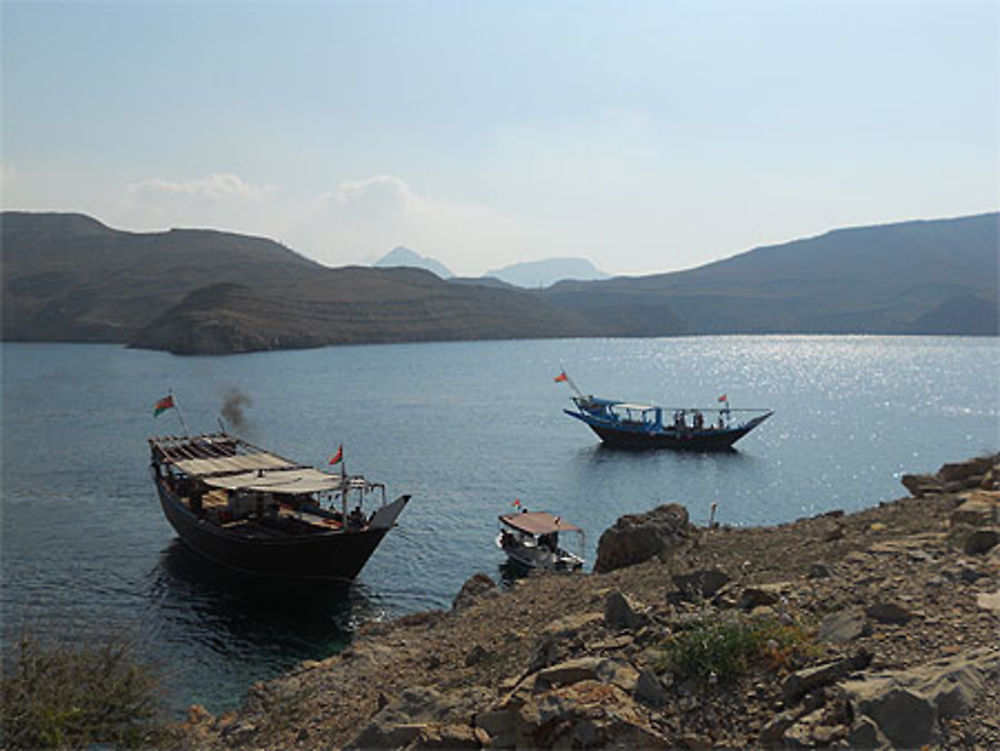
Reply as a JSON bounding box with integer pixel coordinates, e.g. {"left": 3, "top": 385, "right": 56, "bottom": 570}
{"left": 2, "top": 1, "right": 998, "bottom": 276}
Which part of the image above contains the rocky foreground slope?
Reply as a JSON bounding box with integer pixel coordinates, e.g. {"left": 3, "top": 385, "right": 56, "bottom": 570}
{"left": 177, "top": 455, "right": 1000, "bottom": 749}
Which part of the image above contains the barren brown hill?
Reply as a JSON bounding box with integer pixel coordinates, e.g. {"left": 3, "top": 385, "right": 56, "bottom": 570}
{"left": 1, "top": 213, "right": 597, "bottom": 352}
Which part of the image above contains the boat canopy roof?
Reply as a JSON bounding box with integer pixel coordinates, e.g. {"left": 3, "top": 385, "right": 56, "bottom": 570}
{"left": 172, "top": 451, "right": 295, "bottom": 478}
{"left": 150, "top": 432, "right": 348, "bottom": 495}
{"left": 202, "top": 468, "right": 345, "bottom": 494}
{"left": 499, "top": 510, "right": 580, "bottom": 535}
{"left": 614, "top": 402, "right": 656, "bottom": 412}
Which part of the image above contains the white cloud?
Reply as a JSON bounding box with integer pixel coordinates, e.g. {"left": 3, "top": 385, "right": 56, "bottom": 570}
{"left": 288, "top": 174, "right": 522, "bottom": 273}
{"left": 0, "top": 163, "right": 15, "bottom": 194}
{"left": 116, "top": 173, "right": 283, "bottom": 240}
{"left": 127, "top": 173, "right": 277, "bottom": 203}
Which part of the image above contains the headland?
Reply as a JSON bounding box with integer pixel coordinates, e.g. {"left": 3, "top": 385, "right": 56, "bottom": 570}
{"left": 176, "top": 455, "right": 1000, "bottom": 749}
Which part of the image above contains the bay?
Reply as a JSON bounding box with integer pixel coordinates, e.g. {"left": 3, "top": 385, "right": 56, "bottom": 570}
{"left": 2, "top": 335, "right": 997, "bottom": 713}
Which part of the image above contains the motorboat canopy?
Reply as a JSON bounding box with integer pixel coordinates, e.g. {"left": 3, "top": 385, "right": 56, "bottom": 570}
{"left": 499, "top": 510, "right": 580, "bottom": 536}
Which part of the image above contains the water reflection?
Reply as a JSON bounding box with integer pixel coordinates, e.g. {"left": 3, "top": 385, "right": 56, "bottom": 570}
{"left": 147, "top": 541, "right": 379, "bottom": 661}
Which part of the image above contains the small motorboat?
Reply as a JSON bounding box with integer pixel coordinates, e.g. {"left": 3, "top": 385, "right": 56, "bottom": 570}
{"left": 496, "top": 508, "right": 584, "bottom": 572}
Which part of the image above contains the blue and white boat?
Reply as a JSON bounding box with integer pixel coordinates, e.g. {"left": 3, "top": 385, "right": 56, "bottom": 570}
{"left": 557, "top": 372, "right": 772, "bottom": 451}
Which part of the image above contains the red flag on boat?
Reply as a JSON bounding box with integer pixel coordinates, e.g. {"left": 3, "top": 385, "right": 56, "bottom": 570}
{"left": 511, "top": 499, "right": 521, "bottom": 508}
{"left": 153, "top": 395, "right": 175, "bottom": 417}
{"left": 717, "top": 394, "right": 728, "bottom": 403}
{"left": 554, "top": 371, "right": 568, "bottom": 383}
{"left": 328, "top": 445, "right": 343, "bottom": 465}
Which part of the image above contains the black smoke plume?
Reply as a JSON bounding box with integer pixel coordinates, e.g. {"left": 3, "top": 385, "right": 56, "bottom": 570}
{"left": 220, "top": 388, "right": 252, "bottom": 431}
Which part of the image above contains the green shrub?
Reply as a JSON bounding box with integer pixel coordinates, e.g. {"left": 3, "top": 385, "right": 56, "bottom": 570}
{"left": 656, "top": 613, "right": 812, "bottom": 686}
{"left": 1, "top": 633, "right": 165, "bottom": 749}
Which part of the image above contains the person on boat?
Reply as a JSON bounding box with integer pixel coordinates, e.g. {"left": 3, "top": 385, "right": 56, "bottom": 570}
{"left": 347, "top": 506, "right": 365, "bottom": 530}
{"left": 693, "top": 410, "right": 704, "bottom": 429}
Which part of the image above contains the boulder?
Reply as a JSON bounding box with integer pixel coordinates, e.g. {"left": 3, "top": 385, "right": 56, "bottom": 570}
{"left": 738, "top": 584, "right": 785, "bottom": 611}
{"left": 634, "top": 667, "right": 669, "bottom": 707}
{"left": 963, "top": 528, "right": 1000, "bottom": 555}
{"left": 845, "top": 716, "right": 890, "bottom": 749}
{"left": 604, "top": 589, "right": 651, "bottom": 631}
{"left": 513, "top": 680, "right": 672, "bottom": 749}
{"left": 901, "top": 473, "right": 943, "bottom": 497}
{"left": 594, "top": 503, "right": 691, "bottom": 573}
{"left": 671, "top": 568, "right": 731, "bottom": 600}
{"left": 838, "top": 648, "right": 1000, "bottom": 747}
{"left": 452, "top": 572, "right": 497, "bottom": 610}
{"left": 950, "top": 491, "right": 1000, "bottom": 527}
{"left": 843, "top": 682, "right": 937, "bottom": 749}
{"left": 808, "top": 563, "right": 832, "bottom": 579}
{"left": 782, "top": 650, "right": 872, "bottom": 703}
{"left": 818, "top": 609, "right": 870, "bottom": 643}
{"left": 465, "top": 644, "right": 491, "bottom": 666}
{"left": 346, "top": 685, "right": 495, "bottom": 749}
{"left": 938, "top": 457, "right": 995, "bottom": 484}
{"left": 534, "top": 656, "right": 604, "bottom": 688}
{"left": 977, "top": 590, "right": 1000, "bottom": 615}
{"left": 865, "top": 601, "right": 913, "bottom": 625}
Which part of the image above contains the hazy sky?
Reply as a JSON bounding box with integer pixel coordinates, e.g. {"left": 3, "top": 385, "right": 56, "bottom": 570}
{"left": 2, "top": 1, "right": 997, "bottom": 276}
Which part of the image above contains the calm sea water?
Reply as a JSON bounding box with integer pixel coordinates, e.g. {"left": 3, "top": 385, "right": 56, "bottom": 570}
{"left": 2, "top": 336, "right": 997, "bottom": 712}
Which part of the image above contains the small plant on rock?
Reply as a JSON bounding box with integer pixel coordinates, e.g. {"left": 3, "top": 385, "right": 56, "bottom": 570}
{"left": 656, "top": 613, "right": 812, "bottom": 686}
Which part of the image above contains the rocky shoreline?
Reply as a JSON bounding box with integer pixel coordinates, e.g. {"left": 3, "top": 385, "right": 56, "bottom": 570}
{"left": 177, "top": 455, "right": 1000, "bottom": 750}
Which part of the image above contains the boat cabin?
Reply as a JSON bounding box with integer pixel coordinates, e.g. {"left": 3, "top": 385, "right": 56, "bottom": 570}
{"left": 496, "top": 510, "right": 584, "bottom": 572}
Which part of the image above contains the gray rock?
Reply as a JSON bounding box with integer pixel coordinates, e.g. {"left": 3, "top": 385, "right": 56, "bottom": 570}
{"left": 808, "top": 563, "right": 832, "bottom": 579}
{"left": 465, "top": 644, "right": 490, "bottom": 666}
{"left": 782, "top": 650, "right": 872, "bottom": 703}
{"left": 604, "top": 589, "right": 651, "bottom": 631}
{"left": 951, "top": 494, "right": 1000, "bottom": 527}
{"left": 901, "top": 473, "right": 943, "bottom": 497}
{"left": 452, "top": 572, "right": 497, "bottom": 610}
{"left": 846, "top": 716, "right": 889, "bottom": 749}
{"left": 977, "top": 590, "right": 1000, "bottom": 615}
{"left": 738, "top": 585, "right": 782, "bottom": 610}
{"left": 671, "top": 568, "right": 731, "bottom": 600}
{"left": 595, "top": 658, "right": 641, "bottom": 693}
{"left": 594, "top": 503, "right": 691, "bottom": 573}
{"left": 634, "top": 667, "right": 669, "bottom": 707}
{"left": 852, "top": 684, "right": 937, "bottom": 749}
{"left": 839, "top": 648, "right": 1000, "bottom": 747}
{"left": 819, "top": 609, "right": 870, "bottom": 643}
{"left": 534, "top": 656, "right": 603, "bottom": 688}
{"left": 759, "top": 709, "right": 804, "bottom": 747}
{"left": 865, "top": 601, "right": 913, "bottom": 624}
{"left": 938, "top": 457, "right": 994, "bottom": 484}
{"left": 964, "top": 527, "right": 1000, "bottom": 555}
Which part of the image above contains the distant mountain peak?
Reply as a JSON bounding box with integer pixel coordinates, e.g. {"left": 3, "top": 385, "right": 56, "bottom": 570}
{"left": 485, "top": 257, "right": 610, "bottom": 288}
{"left": 374, "top": 246, "right": 453, "bottom": 278}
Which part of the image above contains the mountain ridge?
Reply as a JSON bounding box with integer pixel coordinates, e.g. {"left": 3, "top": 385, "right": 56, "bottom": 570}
{"left": 2, "top": 210, "right": 996, "bottom": 353}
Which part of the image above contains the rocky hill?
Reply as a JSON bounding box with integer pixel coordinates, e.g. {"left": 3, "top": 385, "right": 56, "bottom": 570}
{"left": 544, "top": 213, "right": 999, "bottom": 336}
{"left": 1, "top": 213, "right": 597, "bottom": 353}
{"left": 2, "top": 211, "right": 997, "bottom": 354}
{"left": 175, "top": 454, "right": 1000, "bottom": 749}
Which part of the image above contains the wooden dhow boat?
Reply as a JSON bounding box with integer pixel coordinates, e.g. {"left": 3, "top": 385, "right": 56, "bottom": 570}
{"left": 149, "top": 432, "right": 410, "bottom": 582}
{"left": 556, "top": 371, "right": 772, "bottom": 451}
